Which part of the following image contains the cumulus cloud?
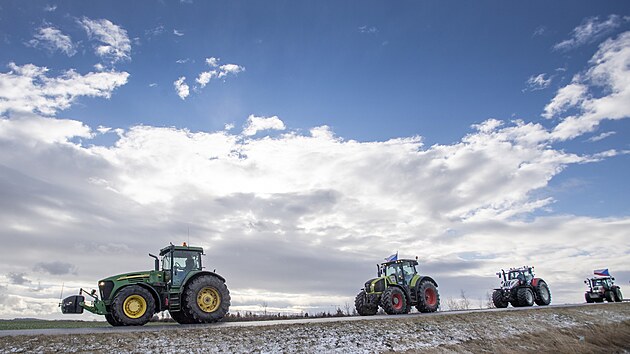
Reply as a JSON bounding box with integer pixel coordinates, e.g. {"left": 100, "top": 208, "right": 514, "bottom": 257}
{"left": 0, "top": 62, "right": 129, "bottom": 116}
{"left": 173, "top": 29, "right": 184, "bottom": 36}
{"left": 79, "top": 17, "right": 131, "bottom": 63}
{"left": 242, "top": 115, "right": 286, "bottom": 136}
{"left": 554, "top": 15, "right": 626, "bottom": 51}
{"left": 28, "top": 26, "right": 77, "bottom": 56}
{"left": 174, "top": 76, "right": 189, "bottom": 99}
{"left": 0, "top": 109, "right": 628, "bottom": 318}
{"left": 546, "top": 31, "right": 630, "bottom": 140}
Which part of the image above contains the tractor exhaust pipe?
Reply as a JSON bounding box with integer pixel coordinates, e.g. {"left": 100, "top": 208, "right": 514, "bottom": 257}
{"left": 149, "top": 253, "right": 159, "bottom": 271}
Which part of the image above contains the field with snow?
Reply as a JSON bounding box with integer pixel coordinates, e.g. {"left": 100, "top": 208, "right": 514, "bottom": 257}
{"left": 1, "top": 303, "right": 629, "bottom": 353}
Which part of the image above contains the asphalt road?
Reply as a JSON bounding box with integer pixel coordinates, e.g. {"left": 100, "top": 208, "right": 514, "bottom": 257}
{"left": 0, "top": 302, "right": 622, "bottom": 337}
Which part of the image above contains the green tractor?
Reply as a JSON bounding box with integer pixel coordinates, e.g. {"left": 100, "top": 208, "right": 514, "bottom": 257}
{"left": 355, "top": 258, "right": 440, "bottom": 315}
{"left": 60, "top": 243, "right": 230, "bottom": 326}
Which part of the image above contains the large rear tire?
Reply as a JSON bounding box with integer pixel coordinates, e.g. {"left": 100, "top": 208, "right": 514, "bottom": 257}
{"left": 381, "top": 287, "right": 407, "bottom": 315}
{"left": 355, "top": 290, "right": 378, "bottom": 316}
{"left": 517, "top": 287, "right": 534, "bottom": 307}
{"left": 614, "top": 288, "right": 623, "bottom": 302}
{"left": 534, "top": 280, "right": 551, "bottom": 306}
{"left": 111, "top": 285, "right": 155, "bottom": 326}
{"left": 184, "top": 275, "right": 230, "bottom": 323}
{"left": 605, "top": 291, "right": 615, "bottom": 302}
{"left": 416, "top": 281, "right": 440, "bottom": 313}
{"left": 492, "top": 290, "right": 508, "bottom": 308}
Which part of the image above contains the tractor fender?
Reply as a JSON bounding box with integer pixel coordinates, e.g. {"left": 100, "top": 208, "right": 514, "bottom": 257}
{"left": 113, "top": 283, "right": 164, "bottom": 313}
{"left": 531, "top": 278, "right": 542, "bottom": 287}
{"left": 183, "top": 270, "right": 226, "bottom": 286}
{"left": 416, "top": 276, "right": 438, "bottom": 288}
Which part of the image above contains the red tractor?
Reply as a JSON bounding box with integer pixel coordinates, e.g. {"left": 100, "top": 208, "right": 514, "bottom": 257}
{"left": 492, "top": 266, "right": 551, "bottom": 308}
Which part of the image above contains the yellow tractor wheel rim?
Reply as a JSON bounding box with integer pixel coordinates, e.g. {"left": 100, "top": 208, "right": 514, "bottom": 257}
{"left": 197, "top": 287, "right": 221, "bottom": 313}
{"left": 123, "top": 294, "right": 147, "bottom": 319}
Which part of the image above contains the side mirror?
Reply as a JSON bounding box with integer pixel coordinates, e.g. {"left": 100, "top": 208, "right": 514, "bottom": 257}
{"left": 612, "top": 277, "right": 615, "bottom": 281}
{"left": 584, "top": 280, "right": 588, "bottom": 284}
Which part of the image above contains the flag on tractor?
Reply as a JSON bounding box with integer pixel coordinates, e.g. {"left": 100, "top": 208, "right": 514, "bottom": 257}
{"left": 594, "top": 269, "right": 610, "bottom": 276}
{"left": 385, "top": 252, "right": 398, "bottom": 262}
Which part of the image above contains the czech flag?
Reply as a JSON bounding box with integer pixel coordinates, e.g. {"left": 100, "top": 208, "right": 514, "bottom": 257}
{"left": 385, "top": 252, "right": 398, "bottom": 262}
{"left": 594, "top": 269, "right": 610, "bottom": 276}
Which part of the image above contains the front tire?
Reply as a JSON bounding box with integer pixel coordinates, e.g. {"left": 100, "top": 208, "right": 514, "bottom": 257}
{"left": 355, "top": 290, "right": 378, "bottom": 316}
{"left": 534, "top": 280, "right": 551, "bottom": 306}
{"left": 184, "top": 275, "right": 230, "bottom": 323}
{"left": 111, "top": 285, "right": 155, "bottom": 326}
{"left": 585, "top": 293, "right": 594, "bottom": 303}
{"left": 517, "top": 288, "right": 534, "bottom": 307}
{"left": 416, "top": 281, "right": 440, "bottom": 313}
{"left": 492, "top": 290, "right": 508, "bottom": 308}
{"left": 381, "top": 287, "right": 407, "bottom": 315}
{"left": 105, "top": 314, "right": 123, "bottom": 326}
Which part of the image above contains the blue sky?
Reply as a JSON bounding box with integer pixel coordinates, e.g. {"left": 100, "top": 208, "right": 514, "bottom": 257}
{"left": 0, "top": 1, "right": 629, "bottom": 318}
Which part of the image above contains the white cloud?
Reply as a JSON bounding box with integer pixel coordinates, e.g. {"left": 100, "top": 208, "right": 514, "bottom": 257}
{"left": 196, "top": 71, "right": 216, "bottom": 88}
{"left": 218, "top": 63, "right": 244, "bottom": 78}
{"left": 242, "top": 115, "right": 286, "bottom": 136}
{"left": 79, "top": 17, "right": 131, "bottom": 63}
{"left": 586, "top": 131, "right": 616, "bottom": 142}
{"left": 1, "top": 111, "right": 628, "bottom": 318}
{"left": 44, "top": 4, "right": 57, "bottom": 12}
{"left": 0, "top": 62, "right": 129, "bottom": 116}
{"left": 180, "top": 57, "right": 245, "bottom": 96}
{"left": 176, "top": 58, "right": 190, "bottom": 64}
{"left": 28, "top": 26, "right": 77, "bottom": 56}
{"left": 148, "top": 83, "right": 157, "bottom": 87}
{"left": 206, "top": 57, "right": 219, "bottom": 67}
{"left": 524, "top": 73, "right": 552, "bottom": 91}
{"left": 554, "top": 15, "right": 625, "bottom": 51}
{"left": 173, "top": 76, "right": 189, "bottom": 99}
{"left": 173, "top": 29, "right": 184, "bottom": 37}
{"left": 547, "top": 31, "right": 630, "bottom": 140}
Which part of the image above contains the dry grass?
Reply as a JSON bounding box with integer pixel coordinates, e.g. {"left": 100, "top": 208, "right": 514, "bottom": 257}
{"left": 417, "top": 320, "right": 630, "bottom": 354}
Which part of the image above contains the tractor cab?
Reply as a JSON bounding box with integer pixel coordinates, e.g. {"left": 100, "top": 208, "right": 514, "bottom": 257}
{"left": 498, "top": 266, "right": 535, "bottom": 286}
{"left": 379, "top": 259, "right": 418, "bottom": 287}
{"left": 506, "top": 267, "right": 534, "bottom": 284}
{"left": 159, "top": 243, "right": 204, "bottom": 288}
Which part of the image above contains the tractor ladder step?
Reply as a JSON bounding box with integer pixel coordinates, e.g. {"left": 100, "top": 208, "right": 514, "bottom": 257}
{"left": 168, "top": 293, "right": 181, "bottom": 311}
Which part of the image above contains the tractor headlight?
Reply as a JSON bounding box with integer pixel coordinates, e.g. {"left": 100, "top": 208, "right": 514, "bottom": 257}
{"left": 99, "top": 281, "right": 105, "bottom": 287}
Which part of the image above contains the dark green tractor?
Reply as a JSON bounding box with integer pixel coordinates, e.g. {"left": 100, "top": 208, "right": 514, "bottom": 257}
{"left": 60, "top": 243, "right": 230, "bottom": 326}
{"left": 355, "top": 259, "right": 440, "bottom": 315}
